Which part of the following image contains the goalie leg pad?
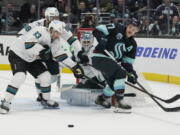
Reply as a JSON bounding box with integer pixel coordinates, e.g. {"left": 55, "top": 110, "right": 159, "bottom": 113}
{"left": 62, "top": 88, "right": 103, "bottom": 106}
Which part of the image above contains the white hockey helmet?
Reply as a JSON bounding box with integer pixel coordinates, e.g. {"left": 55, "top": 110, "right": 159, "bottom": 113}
{"left": 45, "top": 7, "right": 59, "bottom": 21}
{"left": 48, "top": 20, "right": 64, "bottom": 34}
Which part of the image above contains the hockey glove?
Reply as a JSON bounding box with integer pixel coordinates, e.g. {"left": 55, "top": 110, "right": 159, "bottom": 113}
{"left": 39, "top": 45, "right": 52, "bottom": 61}
{"left": 72, "top": 64, "right": 84, "bottom": 78}
{"left": 77, "top": 49, "right": 89, "bottom": 64}
{"left": 127, "top": 70, "right": 138, "bottom": 84}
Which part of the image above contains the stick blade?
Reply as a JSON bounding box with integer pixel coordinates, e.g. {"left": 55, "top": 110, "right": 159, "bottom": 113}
{"left": 165, "top": 95, "right": 180, "bottom": 103}
{"left": 163, "top": 106, "right": 180, "bottom": 112}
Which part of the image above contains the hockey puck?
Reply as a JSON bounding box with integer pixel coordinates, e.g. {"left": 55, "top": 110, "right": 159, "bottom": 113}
{"left": 68, "top": 124, "right": 74, "bottom": 128}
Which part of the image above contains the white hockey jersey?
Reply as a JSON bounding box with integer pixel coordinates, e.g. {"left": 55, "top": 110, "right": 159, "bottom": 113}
{"left": 52, "top": 21, "right": 81, "bottom": 57}
{"left": 18, "top": 19, "right": 46, "bottom": 35}
{"left": 11, "top": 26, "right": 51, "bottom": 62}
{"left": 50, "top": 38, "right": 77, "bottom": 68}
{"left": 18, "top": 19, "right": 82, "bottom": 58}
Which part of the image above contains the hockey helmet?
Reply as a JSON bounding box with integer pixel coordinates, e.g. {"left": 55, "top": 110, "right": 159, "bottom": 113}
{"left": 126, "top": 18, "right": 140, "bottom": 28}
{"left": 48, "top": 20, "right": 64, "bottom": 34}
{"left": 45, "top": 7, "right": 59, "bottom": 21}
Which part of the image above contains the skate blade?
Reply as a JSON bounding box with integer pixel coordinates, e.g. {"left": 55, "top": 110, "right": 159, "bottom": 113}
{"left": 42, "top": 106, "right": 60, "bottom": 109}
{"left": 113, "top": 108, "right": 132, "bottom": 114}
{"left": 0, "top": 108, "right": 8, "bottom": 114}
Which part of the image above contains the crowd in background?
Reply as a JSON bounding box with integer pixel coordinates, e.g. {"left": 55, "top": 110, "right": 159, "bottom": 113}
{"left": 0, "top": 0, "right": 180, "bottom": 37}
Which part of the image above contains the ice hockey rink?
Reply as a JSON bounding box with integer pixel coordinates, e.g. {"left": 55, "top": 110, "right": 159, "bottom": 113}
{"left": 0, "top": 71, "right": 180, "bottom": 135}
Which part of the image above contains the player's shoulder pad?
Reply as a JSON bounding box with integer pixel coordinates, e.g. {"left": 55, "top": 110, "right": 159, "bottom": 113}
{"left": 96, "top": 25, "right": 109, "bottom": 36}
{"left": 33, "top": 18, "right": 46, "bottom": 26}
{"left": 33, "top": 26, "right": 48, "bottom": 33}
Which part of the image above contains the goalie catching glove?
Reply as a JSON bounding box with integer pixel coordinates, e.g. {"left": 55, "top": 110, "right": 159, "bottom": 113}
{"left": 39, "top": 45, "right": 52, "bottom": 61}
{"left": 72, "top": 64, "right": 84, "bottom": 78}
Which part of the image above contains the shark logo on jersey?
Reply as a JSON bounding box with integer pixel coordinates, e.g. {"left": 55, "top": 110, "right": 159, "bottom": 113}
{"left": 116, "top": 33, "right": 123, "bottom": 40}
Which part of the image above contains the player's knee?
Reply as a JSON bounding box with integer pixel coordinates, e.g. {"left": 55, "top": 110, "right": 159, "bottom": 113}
{"left": 9, "top": 72, "right": 26, "bottom": 88}
{"left": 38, "top": 71, "right": 51, "bottom": 87}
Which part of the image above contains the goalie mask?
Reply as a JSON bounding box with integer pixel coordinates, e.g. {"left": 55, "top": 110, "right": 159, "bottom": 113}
{"left": 45, "top": 7, "right": 59, "bottom": 22}
{"left": 80, "top": 32, "right": 94, "bottom": 53}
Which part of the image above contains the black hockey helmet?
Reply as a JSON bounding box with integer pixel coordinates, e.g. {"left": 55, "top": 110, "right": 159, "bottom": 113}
{"left": 126, "top": 18, "right": 140, "bottom": 28}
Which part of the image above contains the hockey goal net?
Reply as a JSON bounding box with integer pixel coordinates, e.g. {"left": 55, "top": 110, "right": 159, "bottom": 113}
{"left": 77, "top": 28, "right": 152, "bottom": 107}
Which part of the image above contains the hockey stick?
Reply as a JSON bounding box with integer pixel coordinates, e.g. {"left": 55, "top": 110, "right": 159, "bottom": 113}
{"left": 103, "top": 49, "right": 180, "bottom": 112}
{"left": 125, "top": 81, "right": 180, "bottom": 104}
{"left": 136, "top": 81, "right": 180, "bottom": 112}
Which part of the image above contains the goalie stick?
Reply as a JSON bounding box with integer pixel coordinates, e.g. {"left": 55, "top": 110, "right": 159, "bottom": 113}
{"left": 125, "top": 81, "right": 180, "bottom": 104}
{"left": 104, "top": 49, "right": 180, "bottom": 112}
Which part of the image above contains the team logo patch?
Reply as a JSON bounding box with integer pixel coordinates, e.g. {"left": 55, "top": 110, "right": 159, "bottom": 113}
{"left": 116, "top": 33, "right": 123, "bottom": 40}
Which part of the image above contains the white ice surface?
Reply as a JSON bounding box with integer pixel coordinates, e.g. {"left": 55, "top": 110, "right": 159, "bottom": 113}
{"left": 0, "top": 71, "right": 180, "bottom": 135}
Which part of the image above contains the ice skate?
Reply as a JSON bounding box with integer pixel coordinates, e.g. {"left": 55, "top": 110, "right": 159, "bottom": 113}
{"left": 95, "top": 95, "right": 111, "bottom": 108}
{"left": 114, "top": 97, "right": 132, "bottom": 113}
{"left": 0, "top": 99, "right": 11, "bottom": 114}
{"left": 36, "top": 93, "right": 43, "bottom": 102}
{"left": 40, "top": 99, "right": 59, "bottom": 109}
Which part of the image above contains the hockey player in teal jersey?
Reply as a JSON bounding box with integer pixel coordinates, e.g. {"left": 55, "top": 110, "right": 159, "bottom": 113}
{"left": 92, "top": 18, "right": 139, "bottom": 113}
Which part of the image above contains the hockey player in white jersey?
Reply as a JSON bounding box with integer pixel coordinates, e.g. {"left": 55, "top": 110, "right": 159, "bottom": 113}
{"left": 18, "top": 7, "right": 61, "bottom": 102}
{"left": 17, "top": 7, "right": 89, "bottom": 102}
{"left": 18, "top": 7, "right": 59, "bottom": 36}
{"left": 0, "top": 25, "right": 60, "bottom": 114}
{"left": 0, "top": 20, "right": 85, "bottom": 114}
{"left": 48, "top": 27, "right": 84, "bottom": 80}
{"left": 18, "top": 7, "right": 86, "bottom": 61}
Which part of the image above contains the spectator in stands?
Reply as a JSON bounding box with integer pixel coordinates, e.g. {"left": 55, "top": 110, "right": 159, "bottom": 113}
{"left": 127, "top": 0, "right": 147, "bottom": 19}
{"left": 77, "top": 1, "right": 90, "bottom": 21}
{"left": 149, "top": 0, "right": 162, "bottom": 9}
{"left": 1, "top": 3, "right": 21, "bottom": 30}
{"left": 80, "top": 14, "right": 95, "bottom": 28}
{"left": 20, "top": 3, "right": 38, "bottom": 24}
{"left": 139, "top": 16, "right": 150, "bottom": 34}
{"left": 29, "top": 5, "right": 37, "bottom": 22}
{"left": 84, "top": 0, "right": 96, "bottom": 12}
{"left": 0, "top": 6, "right": 2, "bottom": 33}
{"left": 111, "top": 0, "right": 129, "bottom": 24}
{"left": 149, "top": 21, "right": 162, "bottom": 35}
{"left": 56, "top": 0, "right": 65, "bottom": 14}
{"left": 62, "top": 6, "right": 79, "bottom": 33}
{"left": 155, "top": 0, "right": 179, "bottom": 35}
{"left": 19, "top": 2, "right": 31, "bottom": 23}
{"left": 64, "top": 6, "right": 78, "bottom": 24}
